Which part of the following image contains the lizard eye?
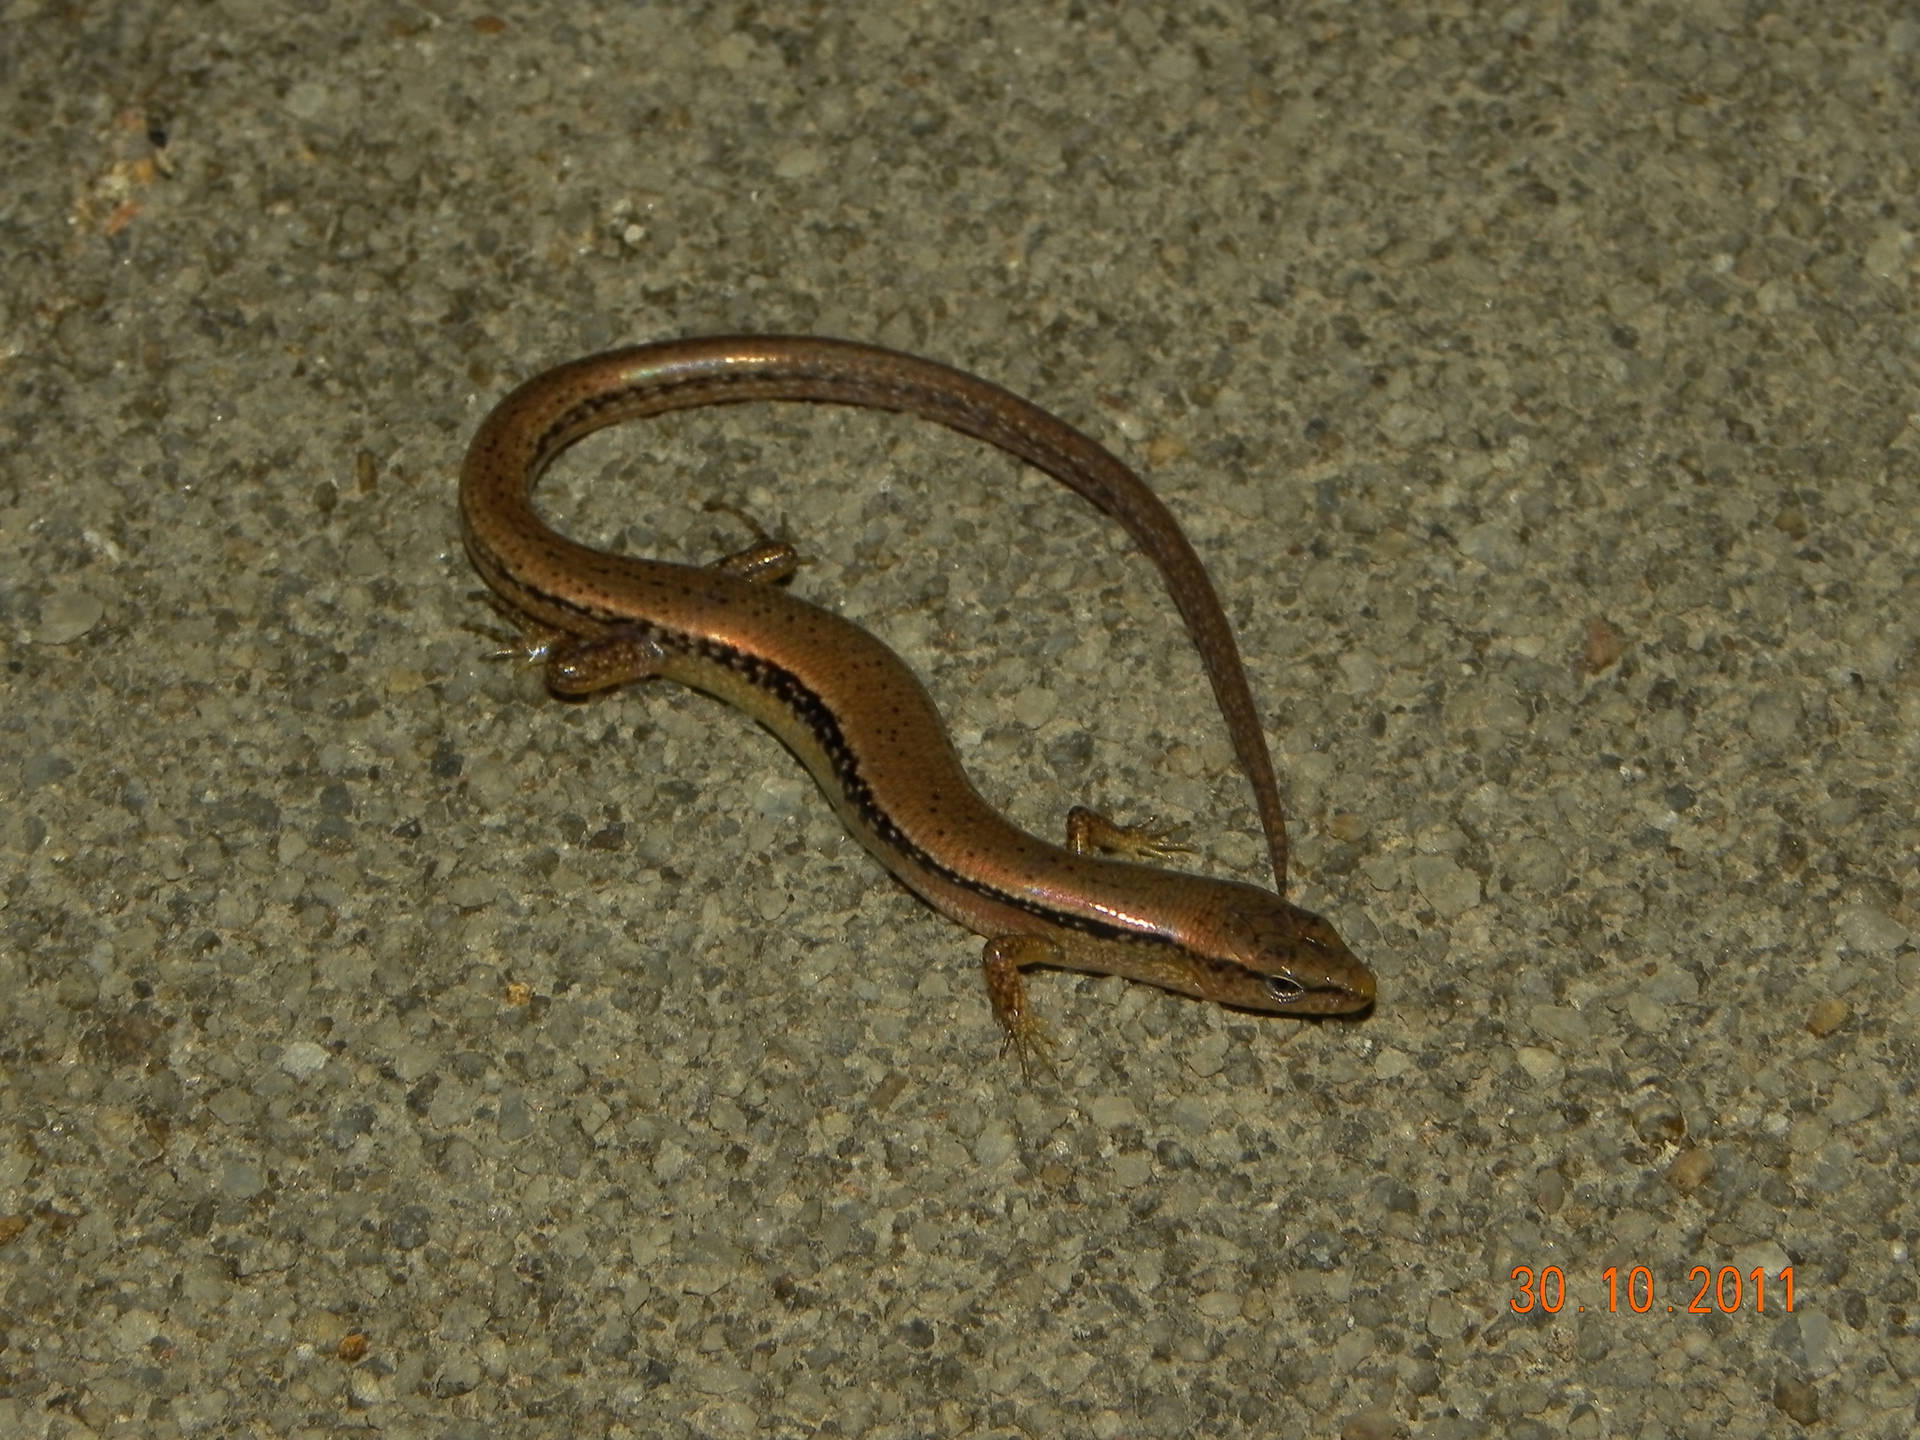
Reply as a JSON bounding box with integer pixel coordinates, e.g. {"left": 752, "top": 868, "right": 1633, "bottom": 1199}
{"left": 1264, "top": 976, "right": 1305, "bottom": 1005}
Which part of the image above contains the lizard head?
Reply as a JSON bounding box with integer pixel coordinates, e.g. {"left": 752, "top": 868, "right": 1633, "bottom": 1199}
{"left": 1189, "top": 881, "right": 1375, "bottom": 1016}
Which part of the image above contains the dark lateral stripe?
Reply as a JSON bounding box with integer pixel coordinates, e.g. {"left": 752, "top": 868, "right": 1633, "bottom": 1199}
{"left": 500, "top": 380, "right": 1175, "bottom": 948}
{"left": 605, "top": 615, "right": 1172, "bottom": 949}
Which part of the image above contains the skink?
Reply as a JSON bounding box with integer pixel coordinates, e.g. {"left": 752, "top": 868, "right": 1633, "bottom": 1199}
{"left": 459, "top": 336, "right": 1373, "bottom": 1071}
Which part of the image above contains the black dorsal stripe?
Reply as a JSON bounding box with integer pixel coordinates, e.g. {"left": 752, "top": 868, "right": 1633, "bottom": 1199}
{"left": 560, "top": 607, "right": 1174, "bottom": 950}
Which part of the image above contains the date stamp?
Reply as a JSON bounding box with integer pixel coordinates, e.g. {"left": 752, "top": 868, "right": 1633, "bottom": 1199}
{"left": 1510, "top": 1265, "right": 1795, "bottom": 1316}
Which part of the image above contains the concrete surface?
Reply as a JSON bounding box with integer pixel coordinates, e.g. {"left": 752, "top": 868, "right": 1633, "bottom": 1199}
{"left": 1, "top": 2, "right": 1916, "bottom": 1436}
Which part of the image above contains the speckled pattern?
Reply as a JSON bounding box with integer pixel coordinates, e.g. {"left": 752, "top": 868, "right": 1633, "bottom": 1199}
{"left": 1, "top": 3, "right": 1915, "bottom": 1437}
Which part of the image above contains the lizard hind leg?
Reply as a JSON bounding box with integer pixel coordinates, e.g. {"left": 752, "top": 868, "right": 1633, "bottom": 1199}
{"left": 703, "top": 499, "right": 802, "bottom": 584}
{"left": 544, "top": 629, "right": 671, "bottom": 697}
{"left": 711, "top": 539, "right": 800, "bottom": 584}
{"left": 542, "top": 515, "right": 797, "bottom": 698}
